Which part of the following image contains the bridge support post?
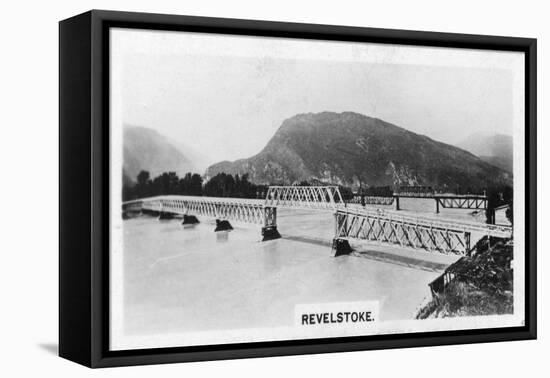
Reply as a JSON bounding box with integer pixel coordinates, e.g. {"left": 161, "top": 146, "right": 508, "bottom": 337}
{"left": 435, "top": 199, "right": 440, "bottom": 214}
{"left": 332, "top": 238, "right": 354, "bottom": 257}
{"left": 465, "top": 232, "right": 471, "bottom": 255}
{"left": 182, "top": 214, "right": 200, "bottom": 225}
{"left": 262, "top": 206, "right": 281, "bottom": 241}
{"left": 395, "top": 196, "right": 400, "bottom": 211}
{"left": 262, "top": 226, "right": 281, "bottom": 241}
{"left": 214, "top": 219, "right": 233, "bottom": 232}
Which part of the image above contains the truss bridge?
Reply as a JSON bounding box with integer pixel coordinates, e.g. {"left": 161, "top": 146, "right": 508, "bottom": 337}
{"left": 122, "top": 186, "right": 510, "bottom": 257}
{"left": 434, "top": 195, "right": 487, "bottom": 212}
{"left": 332, "top": 208, "right": 512, "bottom": 256}
{"left": 264, "top": 186, "right": 345, "bottom": 210}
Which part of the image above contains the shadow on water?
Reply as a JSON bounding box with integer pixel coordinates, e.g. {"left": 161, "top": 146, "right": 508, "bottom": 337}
{"left": 353, "top": 249, "right": 448, "bottom": 272}
{"left": 37, "top": 343, "right": 58, "bottom": 355}
{"left": 261, "top": 240, "right": 285, "bottom": 274}
{"left": 283, "top": 233, "right": 449, "bottom": 273}
{"left": 281, "top": 234, "right": 332, "bottom": 247}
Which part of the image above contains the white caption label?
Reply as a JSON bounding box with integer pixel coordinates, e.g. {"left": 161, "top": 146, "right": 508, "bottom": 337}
{"left": 295, "top": 301, "right": 380, "bottom": 330}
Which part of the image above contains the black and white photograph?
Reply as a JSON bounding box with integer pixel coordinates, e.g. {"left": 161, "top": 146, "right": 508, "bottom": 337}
{"left": 2, "top": 0, "right": 547, "bottom": 375}
{"left": 111, "top": 26, "right": 526, "bottom": 351}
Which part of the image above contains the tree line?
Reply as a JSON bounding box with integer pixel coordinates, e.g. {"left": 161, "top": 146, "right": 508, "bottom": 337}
{"left": 122, "top": 170, "right": 267, "bottom": 201}
{"left": 122, "top": 171, "right": 513, "bottom": 225}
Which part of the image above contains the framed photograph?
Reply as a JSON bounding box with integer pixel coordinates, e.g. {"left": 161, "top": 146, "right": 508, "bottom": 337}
{"left": 59, "top": 10, "right": 536, "bottom": 368}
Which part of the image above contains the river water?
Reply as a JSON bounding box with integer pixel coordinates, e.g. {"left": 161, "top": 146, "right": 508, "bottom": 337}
{"left": 119, "top": 202, "right": 477, "bottom": 341}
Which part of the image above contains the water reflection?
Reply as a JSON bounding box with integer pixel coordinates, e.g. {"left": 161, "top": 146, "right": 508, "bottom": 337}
{"left": 261, "top": 240, "right": 284, "bottom": 274}
{"left": 216, "top": 231, "right": 230, "bottom": 242}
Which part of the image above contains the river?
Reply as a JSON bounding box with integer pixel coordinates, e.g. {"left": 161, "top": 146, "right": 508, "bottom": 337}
{"left": 117, "top": 203, "right": 475, "bottom": 343}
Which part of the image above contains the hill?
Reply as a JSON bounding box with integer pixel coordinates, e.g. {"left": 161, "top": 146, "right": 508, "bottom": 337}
{"left": 206, "top": 112, "right": 511, "bottom": 190}
{"left": 123, "top": 126, "right": 195, "bottom": 182}
{"left": 457, "top": 133, "right": 513, "bottom": 173}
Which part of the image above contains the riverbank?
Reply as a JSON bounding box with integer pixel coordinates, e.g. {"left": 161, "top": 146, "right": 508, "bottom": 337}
{"left": 416, "top": 236, "right": 513, "bottom": 319}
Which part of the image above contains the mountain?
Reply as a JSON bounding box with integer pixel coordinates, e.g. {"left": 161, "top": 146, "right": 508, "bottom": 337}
{"left": 123, "top": 126, "right": 195, "bottom": 182}
{"left": 173, "top": 140, "right": 212, "bottom": 174}
{"left": 457, "top": 133, "right": 513, "bottom": 173}
{"left": 206, "top": 112, "right": 511, "bottom": 190}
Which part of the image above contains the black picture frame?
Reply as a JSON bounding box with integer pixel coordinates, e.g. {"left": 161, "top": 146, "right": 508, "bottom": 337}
{"left": 59, "top": 9, "right": 537, "bottom": 368}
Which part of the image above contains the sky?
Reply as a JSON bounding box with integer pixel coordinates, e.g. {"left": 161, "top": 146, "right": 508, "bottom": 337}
{"left": 110, "top": 28, "right": 524, "bottom": 166}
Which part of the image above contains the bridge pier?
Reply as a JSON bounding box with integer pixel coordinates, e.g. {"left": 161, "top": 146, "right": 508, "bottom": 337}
{"left": 262, "top": 225, "right": 281, "bottom": 241}
{"left": 435, "top": 199, "right": 440, "bottom": 214}
{"left": 214, "top": 219, "right": 233, "bottom": 232}
{"left": 332, "top": 238, "right": 354, "bottom": 257}
{"left": 182, "top": 214, "right": 200, "bottom": 225}
{"left": 261, "top": 206, "right": 281, "bottom": 241}
{"left": 395, "top": 196, "right": 400, "bottom": 211}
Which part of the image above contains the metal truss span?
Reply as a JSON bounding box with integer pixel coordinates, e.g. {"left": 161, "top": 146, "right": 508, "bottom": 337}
{"left": 264, "top": 186, "right": 345, "bottom": 210}
{"left": 137, "top": 196, "right": 276, "bottom": 227}
{"left": 436, "top": 196, "right": 487, "bottom": 210}
{"left": 334, "top": 209, "right": 472, "bottom": 255}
